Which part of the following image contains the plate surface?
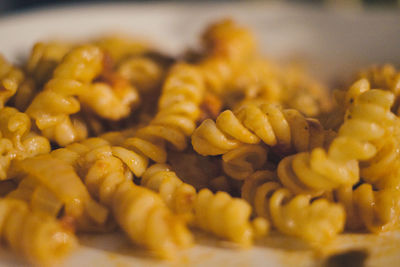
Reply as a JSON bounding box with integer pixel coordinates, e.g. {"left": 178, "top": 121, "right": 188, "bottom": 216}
{"left": 0, "top": 3, "right": 400, "bottom": 266}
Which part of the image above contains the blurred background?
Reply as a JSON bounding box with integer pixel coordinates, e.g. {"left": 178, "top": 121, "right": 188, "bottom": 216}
{"left": 0, "top": 0, "right": 399, "bottom": 15}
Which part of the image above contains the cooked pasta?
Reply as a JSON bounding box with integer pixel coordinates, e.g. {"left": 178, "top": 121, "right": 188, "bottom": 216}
{"left": 0, "top": 107, "right": 50, "bottom": 180}
{"left": 13, "top": 154, "right": 110, "bottom": 231}
{"left": 0, "top": 55, "right": 24, "bottom": 108}
{"left": 141, "top": 163, "right": 197, "bottom": 216}
{"left": 358, "top": 64, "right": 400, "bottom": 113}
{"left": 118, "top": 55, "right": 165, "bottom": 93}
{"left": 140, "top": 163, "right": 267, "bottom": 245}
{"left": 0, "top": 198, "right": 77, "bottom": 264}
{"left": 122, "top": 63, "right": 204, "bottom": 163}
{"left": 50, "top": 138, "right": 193, "bottom": 258}
{"left": 94, "top": 35, "right": 149, "bottom": 64}
{"left": 242, "top": 170, "right": 345, "bottom": 244}
{"left": 112, "top": 180, "right": 193, "bottom": 259}
{"left": 192, "top": 102, "right": 330, "bottom": 157}
{"left": 194, "top": 188, "right": 269, "bottom": 246}
{"left": 26, "top": 45, "right": 139, "bottom": 145}
{"left": 199, "top": 19, "right": 255, "bottom": 98}
{"left": 277, "top": 83, "right": 395, "bottom": 196}
{"left": 334, "top": 184, "right": 400, "bottom": 232}
{"left": 1, "top": 17, "right": 400, "bottom": 264}
{"left": 26, "top": 41, "right": 72, "bottom": 86}
{"left": 7, "top": 176, "right": 64, "bottom": 217}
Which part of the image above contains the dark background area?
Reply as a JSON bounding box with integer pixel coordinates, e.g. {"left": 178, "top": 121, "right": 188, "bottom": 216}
{"left": 0, "top": 0, "right": 399, "bottom": 15}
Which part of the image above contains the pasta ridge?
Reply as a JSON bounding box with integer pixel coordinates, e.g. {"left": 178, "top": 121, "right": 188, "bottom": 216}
{"left": 277, "top": 81, "right": 395, "bottom": 196}
{"left": 0, "top": 198, "right": 77, "bottom": 264}
{"left": 140, "top": 163, "right": 268, "bottom": 246}
{"left": 53, "top": 138, "right": 193, "bottom": 259}
{"left": 0, "top": 107, "right": 50, "bottom": 180}
{"left": 334, "top": 184, "right": 400, "bottom": 232}
{"left": 122, "top": 63, "right": 205, "bottom": 164}
{"left": 192, "top": 102, "right": 330, "bottom": 157}
{"left": 242, "top": 170, "right": 345, "bottom": 244}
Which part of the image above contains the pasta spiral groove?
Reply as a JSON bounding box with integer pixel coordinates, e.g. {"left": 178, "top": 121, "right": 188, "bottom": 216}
{"left": 0, "top": 107, "right": 50, "bottom": 180}
{"left": 335, "top": 184, "right": 400, "bottom": 232}
{"left": 0, "top": 198, "right": 77, "bottom": 264}
{"left": 139, "top": 163, "right": 268, "bottom": 245}
{"left": 0, "top": 55, "right": 24, "bottom": 108}
{"left": 123, "top": 63, "right": 204, "bottom": 163}
{"left": 53, "top": 138, "right": 193, "bottom": 258}
{"left": 192, "top": 102, "right": 329, "bottom": 157}
{"left": 277, "top": 85, "right": 395, "bottom": 196}
{"left": 242, "top": 170, "right": 345, "bottom": 244}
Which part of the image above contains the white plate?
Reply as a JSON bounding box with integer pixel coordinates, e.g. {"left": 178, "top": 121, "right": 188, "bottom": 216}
{"left": 0, "top": 3, "right": 400, "bottom": 267}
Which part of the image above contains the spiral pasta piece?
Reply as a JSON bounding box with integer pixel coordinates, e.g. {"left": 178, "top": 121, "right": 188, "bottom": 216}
{"left": 0, "top": 107, "right": 50, "bottom": 180}
{"left": 26, "top": 45, "right": 102, "bottom": 145}
{"left": 7, "top": 176, "right": 64, "bottom": 217}
{"left": 0, "top": 55, "right": 24, "bottom": 108}
{"left": 141, "top": 163, "right": 196, "bottom": 216}
{"left": 335, "top": 184, "right": 400, "bottom": 232}
{"left": 322, "top": 79, "right": 370, "bottom": 130}
{"left": 26, "top": 45, "right": 139, "bottom": 145}
{"left": 194, "top": 188, "right": 268, "bottom": 246}
{"left": 242, "top": 170, "right": 345, "bottom": 244}
{"left": 202, "top": 18, "right": 255, "bottom": 62}
{"left": 118, "top": 56, "right": 165, "bottom": 92}
{"left": 51, "top": 138, "right": 192, "bottom": 257}
{"left": 123, "top": 63, "right": 204, "bottom": 163}
{"left": 278, "top": 84, "right": 395, "bottom": 196}
{"left": 359, "top": 135, "right": 400, "bottom": 189}
{"left": 199, "top": 19, "right": 255, "bottom": 97}
{"left": 76, "top": 143, "right": 193, "bottom": 259}
{"left": 0, "top": 198, "right": 77, "bottom": 264}
{"left": 112, "top": 180, "right": 193, "bottom": 259}
{"left": 358, "top": 64, "right": 400, "bottom": 112}
{"left": 79, "top": 71, "right": 139, "bottom": 120}
{"left": 139, "top": 162, "right": 267, "bottom": 245}
{"left": 13, "top": 154, "right": 109, "bottom": 231}
{"left": 192, "top": 102, "right": 329, "bottom": 157}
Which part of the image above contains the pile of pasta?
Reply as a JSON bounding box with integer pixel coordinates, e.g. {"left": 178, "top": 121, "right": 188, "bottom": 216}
{"left": 1, "top": 18, "right": 400, "bottom": 265}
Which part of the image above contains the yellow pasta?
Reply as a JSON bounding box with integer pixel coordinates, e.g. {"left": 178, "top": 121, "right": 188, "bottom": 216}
{"left": 0, "top": 55, "right": 24, "bottom": 108}
{"left": 26, "top": 45, "right": 139, "bottom": 145}
{"left": 122, "top": 63, "right": 204, "bottom": 163}
{"left": 112, "top": 180, "right": 193, "bottom": 259}
{"left": 358, "top": 64, "right": 400, "bottom": 112}
{"left": 242, "top": 170, "right": 345, "bottom": 244}
{"left": 194, "top": 188, "right": 269, "bottom": 246}
{"left": 278, "top": 83, "right": 395, "bottom": 196}
{"left": 13, "top": 154, "right": 110, "bottom": 231}
{"left": 334, "top": 184, "right": 400, "bottom": 232}
{"left": 26, "top": 41, "right": 72, "bottom": 85}
{"left": 0, "top": 198, "right": 77, "bottom": 264}
{"left": 199, "top": 19, "right": 255, "bottom": 97}
{"left": 118, "top": 56, "right": 165, "bottom": 93}
{"left": 0, "top": 107, "right": 50, "bottom": 180}
{"left": 141, "top": 163, "right": 197, "bottom": 216}
{"left": 192, "top": 102, "right": 330, "bottom": 157}
{"left": 52, "top": 138, "right": 193, "bottom": 258}
{"left": 7, "top": 176, "right": 64, "bottom": 217}
{"left": 139, "top": 163, "right": 267, "bottom": 245}
{"left": 2, "top": 17, "right": 400, "bottom": 263}
{"left": 95, "top": 35, "right": 149, "bottom": 63}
